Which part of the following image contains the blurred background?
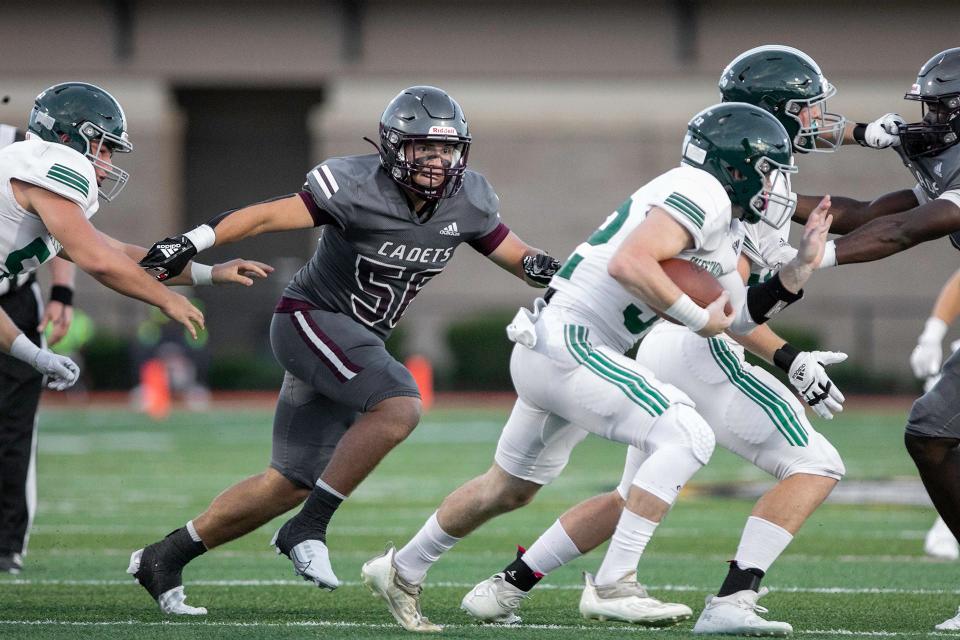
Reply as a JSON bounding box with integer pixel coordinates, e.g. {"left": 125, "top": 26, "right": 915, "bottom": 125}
{"left": 3, "top": 0, "right": 960, "bottom": 395}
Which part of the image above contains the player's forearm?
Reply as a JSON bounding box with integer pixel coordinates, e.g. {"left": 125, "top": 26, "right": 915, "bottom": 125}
{"left": 48, "top": 256, "right": 75, "bottom": 287}
{"left": 609, "top": 252, "right": 683, "bottom": 311}
{"left": 729, "top": 324, "right": 786, "bottom": 364}
{"left": 931, "top": 269, "right": 960, "bottom": 325}
{"left": 0, "top": 308, "right": 22, "bottom": 352}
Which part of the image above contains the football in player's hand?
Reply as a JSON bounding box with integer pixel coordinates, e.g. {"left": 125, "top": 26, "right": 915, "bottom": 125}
{"left": 657, "top": 258, "right": 732, "bottom": 324}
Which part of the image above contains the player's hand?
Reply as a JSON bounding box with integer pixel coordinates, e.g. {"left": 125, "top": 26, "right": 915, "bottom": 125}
{"left": 911, "top": 318, "right": 948, "bottom": 378}
{"left": 34, "top": 348, "right": 80, "bottom": 390}
{"left": 522, "top": 253, "right": 561, "bottom": 288}
{"left": 788, "top": 350, "right": 847, "bottom": 419}
{"left": 864, "top": 113, "right": 905, "bottom": 149}
{"left": 139, "top": 234, "right": 198, "bottom": 282}
{"left": 780, "top": 196, "right": 832, "bottom": 291}
{"left": 211, "top": 259, "right": 274, "bottom": 286}
{"left": 695, "top": 291, "right": 734, "bottom": 338}
{"left": 160, "top": 292, "right": 205, "bottom": 340}
{"left": 37, "top": 300, "right": 73, "bottom": 346}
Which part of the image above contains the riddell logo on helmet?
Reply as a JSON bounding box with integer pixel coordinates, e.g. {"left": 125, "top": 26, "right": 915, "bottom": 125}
{"left": 909, "top": 83, "right": 921, "bottom": 95}
{"left": 428, "top": 126, "right": 457, "bottom": 136}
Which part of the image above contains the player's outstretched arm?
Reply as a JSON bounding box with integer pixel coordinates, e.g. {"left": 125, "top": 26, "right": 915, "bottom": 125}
{"left": 841, "top": 113, "right": 904, "bottom": 149}
{"left": 732, "top": 324, "right": 847, "bottom": 419}
{"left": 485, "top": 232, "right": 560, "bottom": 287}
{"left": 15, "top": 181, "right": 205, "bottom": 340}
{"left": 824, "top": 198, "right": 960, "bottom": 265}
{"left": 608, "top": 207, "right": 733, "bottom": 337}
{"left": 38, "top": 257, "right": 76, "bottom": 346}
{"left": 139, "top": 194, "right": 314, "bottom": 281}
{"left": 792, "top": 190, "right": 918, "bottom": 234}
{"left": 910, "top": 268, "right": 960, "bottom": 379}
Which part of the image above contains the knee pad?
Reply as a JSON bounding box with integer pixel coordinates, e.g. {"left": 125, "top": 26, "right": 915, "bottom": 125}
{"left": 779, "top": 433, "right": 846, "bottom": 481}
{"left": 629, "top": 405, "right": 715, "bottom": 505}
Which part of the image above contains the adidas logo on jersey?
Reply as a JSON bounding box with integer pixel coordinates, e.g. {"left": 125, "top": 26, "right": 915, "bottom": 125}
{"left": 439, "top": 222, "right": 460, "bottom": 236}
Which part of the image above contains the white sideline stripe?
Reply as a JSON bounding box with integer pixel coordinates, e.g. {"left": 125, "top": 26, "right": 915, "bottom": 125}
{"left": 293, "top": 311, "right": 357, "bottom": 380}
{"left": 0, "top": 620, "right": 933, "bottom": 636}
{"left": 5, "top": 579, "right": 960, "bottom": 595}
{"left": 311, "top": 168, "right": 332, "bottom": 199}
{"left": 320, "top": 164, "right": 339, "bottom": 194}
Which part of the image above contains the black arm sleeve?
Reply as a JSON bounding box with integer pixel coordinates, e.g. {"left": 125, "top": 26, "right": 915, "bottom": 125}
{"left": 746, "top": 273, "right": 804, "bottom": 325}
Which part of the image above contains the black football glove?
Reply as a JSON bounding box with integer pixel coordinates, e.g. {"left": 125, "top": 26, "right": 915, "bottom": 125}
{"left": 522, "top": 253, "right": 561, "bottom": 288}
{"left": 138, "top": 235, "right": 198, "bottom": 282}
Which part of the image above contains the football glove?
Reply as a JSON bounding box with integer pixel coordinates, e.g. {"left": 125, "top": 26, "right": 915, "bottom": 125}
{"left": 139, "top": 235, "right": 198, "bottom": 281}
{"left": 9, "top": 334, "right": 79, "bottom": 390}
{"left": 863, "top": 113, "right": 904, "bottom": 149}
{"left": 786, "top": 350, "right": 847, "bottom": 419}
{"left": 522, "top": 253, "right": 561, "bottom": 288}
{"left": 910, "top": 317, "right": 948, "bottom": 379}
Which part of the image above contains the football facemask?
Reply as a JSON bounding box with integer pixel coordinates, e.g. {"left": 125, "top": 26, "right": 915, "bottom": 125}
{"left": 749, "top": 157, "right": 798, "bottom": 229}
{"left": 393, "top": 136, "right": 469, "bottom": 200}
{"left": 79, "top": 121, "right": 132, "bottom": 201}
{"left": 784, "top": 82, "right": 846, "bottom": 153}
{"left": 898, "top": 94, "right": 960, "bottom": 160}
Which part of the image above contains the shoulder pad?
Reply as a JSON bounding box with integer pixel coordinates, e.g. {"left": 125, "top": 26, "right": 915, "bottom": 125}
{"left": 13, "top": 140, "right": 97, "bottom": 210}
{"left": 462, "top": 170, "right": 500, "bottom": 216}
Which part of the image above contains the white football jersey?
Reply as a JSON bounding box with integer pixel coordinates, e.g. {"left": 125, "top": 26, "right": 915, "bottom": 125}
{"left": 549, "top": 165, "right": 746, "bottom": 352}
{"left": 0, "top": 138, "right": 98, "bottom": 285}
{"left": 741, "top": 214, "right": 797, "bottom": 285}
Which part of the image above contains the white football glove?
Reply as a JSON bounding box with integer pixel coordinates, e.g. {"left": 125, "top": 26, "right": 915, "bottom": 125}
{"left": 863, "top": 113, "right": 905, "bottom": 149}
{"left": 9, "top": 334, "right": 80, "bottom": 390}
{"left": 787, "top": 350, "right": 848, "bottom": 419}
{"left": 911, "top": 317, "right": 948, "bottom": 379}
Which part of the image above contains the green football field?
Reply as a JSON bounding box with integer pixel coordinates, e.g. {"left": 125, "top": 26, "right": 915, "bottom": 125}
{"left": 1, "top": 401, "right": 957, "bottom": 639}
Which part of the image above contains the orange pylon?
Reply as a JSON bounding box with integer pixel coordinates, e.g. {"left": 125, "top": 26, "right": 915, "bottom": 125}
{"left": 405, "top": 355, "right": 434, "bottom": 411}
{"left": 140, "top": 358, "right": 171, "bottom": 420}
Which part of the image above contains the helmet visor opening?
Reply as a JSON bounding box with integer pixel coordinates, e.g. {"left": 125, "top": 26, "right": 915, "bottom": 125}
{"left": 749, "top": 156, "right": 798, "bottom": 229}
{"left": 785, "top": 82, "right": 846, "bottom": 152}
{"left": 84, "top": 129, "right": 130, "bottom": 201}
{"left": 899, "top": 95, "right": 960, "bottom": 159}
{"left": 395, "top": 136, "right": 469, "bottom": 199}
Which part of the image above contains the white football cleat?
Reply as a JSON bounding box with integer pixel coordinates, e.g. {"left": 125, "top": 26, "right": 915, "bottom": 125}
{"left": 461, "top": 573, "right": 528, "bottom": 624}
{"left": 270, "top": 530, "right": 339, "bottom": 590}
{"left": 579, "top": 571, "right": 692, "bottom": 626}
{"left": 693, "top": 587, "right": 792, "bottom": 636}
{"left": 935, "top": 606, "right": 960, "bottom": 630}
{"left": 361, "top": 545, "right": 442, "bottom": 633}
{"left": 126, "top": 548, "right": 207, "bottom": 615}
{"left": 924, "top": 516, "right": 959, "bottom": 560}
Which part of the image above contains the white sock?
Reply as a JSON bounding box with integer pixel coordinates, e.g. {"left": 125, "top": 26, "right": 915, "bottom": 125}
{"left": 594, "top": 509, "right": 658, "bottom": 586}
{"left": 393, "top": 512, "right": 460, "bottom": 584}
{"left": 733, "top": 516, "right": 794, "bottom": 573}
{"left": 521, "top": 519, "right": 583, "bottom": 575}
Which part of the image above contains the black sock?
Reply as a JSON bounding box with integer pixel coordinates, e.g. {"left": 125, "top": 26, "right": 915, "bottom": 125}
{"left": 717, "top": 561, "right": 764, "bottom": 597}
{"left": 502, "top": 545, "right": 543, "bottom": 592}
{"left": 295, "top": 484, "right": 344, "bottom": 542}
{"left": 158, "top": 526, "right": 206, "bottom": 569}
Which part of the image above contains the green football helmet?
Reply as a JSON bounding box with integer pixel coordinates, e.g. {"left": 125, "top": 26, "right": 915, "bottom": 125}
{"left": 27, "top": 82, "right": 132, "bottom": 201}
{"left": 719, "top": 45, "right": 845, "bottom": 154}
{"left": 682, "top": 102, "right": 798, "bottom": 228}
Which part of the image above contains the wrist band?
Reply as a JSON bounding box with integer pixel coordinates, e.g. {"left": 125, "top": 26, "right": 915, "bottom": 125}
{"left": 852, "top": 123, "right": 869, "bottom": 147}
{"left": 665, "top": 294, "right": 709, "bottom": 332}
{"left": 9, "top": 333, "right": 40, "bottom": 365}
{"left": 773, "top": 342, "right": 801, "bottom": 373}
{"left": 191, "top": 262, "right": 214, "bottom": 286}
{"left": 920, "top": 317, "right": 948, "bottom": 344}
{"left": 49, "top": 285, "right": 74, "bottom": 306}
{"left": 818, "top": 240, "right": 837, "bottom": 269}
{"left": 184, "top": 224, "right": 216, "bottom": 252}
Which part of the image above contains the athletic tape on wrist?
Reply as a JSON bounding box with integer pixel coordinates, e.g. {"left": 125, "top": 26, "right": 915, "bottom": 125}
{"left": 921, "top": 317, "right": 949, "bottom": 343}
{"left": 818, "top": 240, "right": 837, "bottom": 269}
{"left": 191, "top": 262, "right": 214, "bottom": 286}
{"left": 665, "top": 294, "right": 709, "bottom": 332}
{"left": 184, "top": 224, "right": 216, "bottom": 252}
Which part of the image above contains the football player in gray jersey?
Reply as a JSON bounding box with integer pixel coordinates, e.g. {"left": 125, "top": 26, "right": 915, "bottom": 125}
{"left": 131, "top": 86, "right": 561, "bottom": 614}
{"left": 785, "top": 48, "right": 960, "bottom": 631}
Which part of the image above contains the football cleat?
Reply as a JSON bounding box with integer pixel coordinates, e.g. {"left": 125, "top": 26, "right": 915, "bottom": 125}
{"left": 924, "top": 516, "right": 959, "bottom": 561}
{"left": 693, "top": 587, "right": 792, "bottom": 636}
{"left": 270, "top": 519, "right": 339, "bottom": 590}
{"left": 361, "top": 545, "right": 442, "bottom": 633}
{"left": 0, "top": 553, "right": 23, "bottom": 575}
{"left": 127, "top": 547, "right": 207, "bottom": 615}
{"left": 461, "top": 573, "right": 528, "bottom": 624}
{"left": 935, "top": 606, "right": 960, "bottom": 631}
{"left": 579, "top": 571, "right": 692, "bottom": 626}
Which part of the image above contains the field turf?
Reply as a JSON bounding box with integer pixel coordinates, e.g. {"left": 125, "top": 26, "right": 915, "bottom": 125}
{"left": 1, "top": 402, "right": 956, "bottom": 639}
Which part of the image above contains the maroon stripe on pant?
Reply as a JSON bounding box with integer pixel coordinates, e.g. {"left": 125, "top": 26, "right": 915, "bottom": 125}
{"left": 299, "top": 312, "right": 363, "bottom": 376}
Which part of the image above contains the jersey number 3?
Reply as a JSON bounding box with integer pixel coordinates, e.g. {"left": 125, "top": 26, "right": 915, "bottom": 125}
{"left": 352, "top": 255, "right": 442, "bottom": 329}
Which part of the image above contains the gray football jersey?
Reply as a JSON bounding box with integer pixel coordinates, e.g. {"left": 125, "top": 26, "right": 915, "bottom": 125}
{"left": 284, "top": 154, "right": 507, "bottom": 339}
{"left": 894, "top": 143, "right": 960, "bottom": 248}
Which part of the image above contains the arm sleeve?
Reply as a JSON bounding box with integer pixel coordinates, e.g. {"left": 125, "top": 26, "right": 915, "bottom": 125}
{"left": 469, "top": 221, "right": 510, "bottom": 255}
{"left": 16, "top": 144, "right": 97, "bottom": 212}
{"left": 304, "top": 160, "right": 351, "bottom": 229}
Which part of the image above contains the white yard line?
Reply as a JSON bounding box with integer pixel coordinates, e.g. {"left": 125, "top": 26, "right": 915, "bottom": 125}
{"left": 0, "top": 619, "right": 937, "bottom": 636}
{"left": 3, "top": 578, "right": 959, "bottom": 595}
